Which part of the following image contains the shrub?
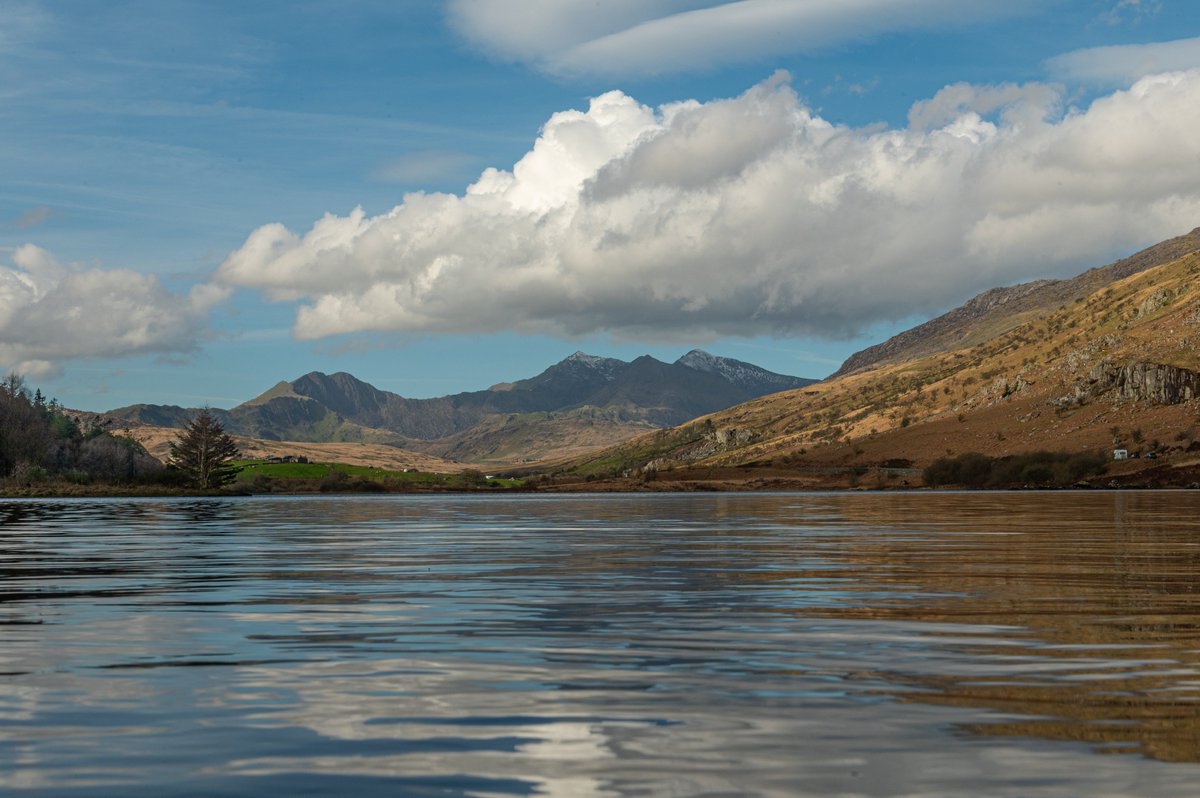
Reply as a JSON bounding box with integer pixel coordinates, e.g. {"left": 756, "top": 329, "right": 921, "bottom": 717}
{"left": 923, "top": 450, "right": 1106, "bottom": 487}
{"left": 12, "top": 463, "right": 49, "bottom": 485}
{"left": 319, "top": 469, "right": 348, "bottom": 491}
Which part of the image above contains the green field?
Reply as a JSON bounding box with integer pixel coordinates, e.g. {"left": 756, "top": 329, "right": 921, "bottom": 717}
{"left": 233, "top": 460, "right": 522, "bottom": 488}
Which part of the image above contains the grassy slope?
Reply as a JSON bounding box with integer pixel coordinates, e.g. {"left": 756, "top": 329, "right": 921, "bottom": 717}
{"left": 570, "top": 248, "right": 1200, "bottom": 484}
{"left": 122, "top": 425, "right": 465, "bottom": 472}
{"left": 833, "top": 226, "right": 1200, "bottom": 377}
{"left": 234, "top": 460, "right": 522, "bottom": 488}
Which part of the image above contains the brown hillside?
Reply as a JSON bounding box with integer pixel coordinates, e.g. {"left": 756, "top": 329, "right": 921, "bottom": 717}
{"left": 411, "top": 407, "right": 654, "bottom": 466}
{"left": 832, "top": 226, "right": 1200, "bottom": 378}
{"left": 568, "top": 231, "right": 1200, "bottom": 488}
{"left": 118, "top": 424, "right": 463, "bottom": 473}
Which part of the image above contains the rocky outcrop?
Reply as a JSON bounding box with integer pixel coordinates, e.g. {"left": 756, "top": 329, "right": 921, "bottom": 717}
{"left": 1133, "top": 287, "right": 1175, "bottom": 319}
{"left": 1086, "top": 361, "right": 1200, "bottom": 404}
{"left": 650, "top": 427, "right": 762, "bottom": 467}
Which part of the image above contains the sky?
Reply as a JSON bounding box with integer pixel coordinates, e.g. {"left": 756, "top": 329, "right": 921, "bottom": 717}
{"left": 3, "top": 0, "right": 1200, "bottom": 411}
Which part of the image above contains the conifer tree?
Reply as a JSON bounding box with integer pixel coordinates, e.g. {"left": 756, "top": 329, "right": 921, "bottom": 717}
{"left": 169, "top": 409, "right": 240, "bottom": 488}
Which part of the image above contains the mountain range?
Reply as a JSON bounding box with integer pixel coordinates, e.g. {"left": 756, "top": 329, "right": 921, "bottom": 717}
{"left": 105, "top": 350, "right": 815, "bottom": 464}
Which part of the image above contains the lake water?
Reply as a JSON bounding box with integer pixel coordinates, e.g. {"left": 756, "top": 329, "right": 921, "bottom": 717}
{"left": 3, "top": 492, "right": 1200, "bottom": 796}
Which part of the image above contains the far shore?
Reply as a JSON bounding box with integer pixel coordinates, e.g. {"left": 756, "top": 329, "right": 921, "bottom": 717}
{"left": 4, "top": 463, "right": 1198, "bottom": 499}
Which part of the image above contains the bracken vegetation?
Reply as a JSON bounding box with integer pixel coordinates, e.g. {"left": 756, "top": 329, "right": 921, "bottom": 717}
{"left": 923, "top": 450, "right": 1109, "bottom": 488}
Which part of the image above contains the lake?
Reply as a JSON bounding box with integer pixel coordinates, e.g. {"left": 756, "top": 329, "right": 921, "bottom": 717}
{"left": 3, "top": 492, "right": 1200, "bottom": 796}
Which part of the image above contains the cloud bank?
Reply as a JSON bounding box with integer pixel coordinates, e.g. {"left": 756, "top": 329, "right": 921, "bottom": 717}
{"left": 447, "top": 0, "right": 1038, "bottom": 77}
{"left": 217, "top": 70, "right": 1200, "bottom": 342}
{"left": 0, "top": 245, "right": 226, "bottom": 377}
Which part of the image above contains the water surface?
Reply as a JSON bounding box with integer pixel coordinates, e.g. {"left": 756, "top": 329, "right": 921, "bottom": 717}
{"left": 3, "top": 492, "right": 1200, "bottom": 796}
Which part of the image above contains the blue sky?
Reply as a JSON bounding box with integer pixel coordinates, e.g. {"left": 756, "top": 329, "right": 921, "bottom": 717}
{"left": 3, "top": 0, "right": 1200, "bottom": 411}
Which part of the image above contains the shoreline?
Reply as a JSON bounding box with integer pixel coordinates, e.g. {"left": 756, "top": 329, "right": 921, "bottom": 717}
{"left": 3, "top": 475, "right": 1198, "bottom": 499}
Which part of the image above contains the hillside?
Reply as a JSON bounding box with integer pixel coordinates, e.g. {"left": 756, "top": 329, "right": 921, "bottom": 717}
{"left": 565, "top": 229, "right": 1200, "bottom": 488}
{"left": 103, "top": 350, "right": 815, "bottom": 466}
{"left": 112, "top": 423, "right": 463, "bottom": 473}
{"left": 833, "top": 227, "right": 1200, "bottom": 378}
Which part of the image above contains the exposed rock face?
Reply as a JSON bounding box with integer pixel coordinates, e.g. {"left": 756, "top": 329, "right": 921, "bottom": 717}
{"left": 1086, "top": 361, "right": 1200, "bottom": 404}
{"left": 1133, "top": 287, "right": 1175, "bottom": 319}
{"left": 652, "top": 426, "right": 762, "bottom": 466}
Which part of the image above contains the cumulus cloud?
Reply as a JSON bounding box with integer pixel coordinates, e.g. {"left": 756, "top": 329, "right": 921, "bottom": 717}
{"left": 217, "top": 70, "right": 1200, "bottom": 342}
{"left": 447, "top": 0, "right": 1039, "bottom": 77}
{"left": 0, "top": 245, "right": 227, "bottom": 374}
{"left": 1047, "top": 36, "right": 1200, "bottom": 86}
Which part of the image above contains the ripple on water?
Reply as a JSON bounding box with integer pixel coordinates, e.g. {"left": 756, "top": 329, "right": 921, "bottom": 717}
{"left": 2, "top": 492, "right": 1200, "bottom": 796}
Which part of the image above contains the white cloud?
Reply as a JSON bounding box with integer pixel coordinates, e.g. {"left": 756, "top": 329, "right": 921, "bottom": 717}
{"left": 0, "top": 245, "right": 227, "bottom": 374}
{"left": 15, "top": 359, "right": 61, "bottom": 381}
{"left": 217, "top": 70, "right": 1200, "bottom": 342}
{"left": 907, "top": 82, "right": 1062, "bottom": 131}
{"left": 447, "top": 0, "right": 1039, "bottom": 77}
{"left": 1048, "top": 36, "right": 1200, "bottom": 86}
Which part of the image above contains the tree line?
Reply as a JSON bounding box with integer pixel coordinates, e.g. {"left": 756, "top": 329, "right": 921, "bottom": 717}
{"left": 0, "top": 374, "right": 162, "bottom": 485}
{"left": 0, "top": 375, "right": 240, "bottom": 490}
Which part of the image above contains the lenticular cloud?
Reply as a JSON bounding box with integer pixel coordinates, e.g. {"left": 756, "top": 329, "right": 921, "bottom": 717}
{"left": 216, "top": 71, "right": 1200, "bottom": 342}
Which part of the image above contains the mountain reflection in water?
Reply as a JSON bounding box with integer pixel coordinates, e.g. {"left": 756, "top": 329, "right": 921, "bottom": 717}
{"left": 2, "top": 492, "right": 1200, "bottom": 796}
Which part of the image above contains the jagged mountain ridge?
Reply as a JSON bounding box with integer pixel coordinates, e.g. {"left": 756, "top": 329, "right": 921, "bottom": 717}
{"left": 106, "top": 350, "right": 816, "bottom": 458}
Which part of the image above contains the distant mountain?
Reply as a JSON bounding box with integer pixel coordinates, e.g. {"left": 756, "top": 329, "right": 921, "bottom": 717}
{"left": 676, "top": 349, "right": 814, "bottom": 396}
{"left": 104, "top": 350, "right": 816, "bottom": 463}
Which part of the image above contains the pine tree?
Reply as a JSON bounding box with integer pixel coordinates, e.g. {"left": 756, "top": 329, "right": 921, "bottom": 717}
{"left": 169, "top": 409, "right": 240, "bottom": 488}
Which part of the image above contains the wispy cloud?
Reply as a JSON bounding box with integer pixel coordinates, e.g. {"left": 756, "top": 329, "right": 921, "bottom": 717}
{"left": 1100, "top": 0, "right": 1162, "bottom": 26}
{"left": 0, "top": 2, "right": 49, "bottom": 53}
{"left": 372, "top": 150, "right": 482, "bottom": 184}
{"left": 1047, "top": 36, "right": 1200, "bottom": 86}
{"left": 9, "top": 205, "right": 54, "bottom": 229}
{"left": 448, "top": 0, "right": 1042, "bottom": 77}
{"left": 216, "top": 70, "right": 1200, "bottom": 343}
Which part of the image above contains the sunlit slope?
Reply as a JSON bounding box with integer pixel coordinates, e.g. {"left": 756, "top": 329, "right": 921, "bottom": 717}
{"left": 574, "top": 232, "right": 1200, "bottom": 477}
{"left": 833, "top": 226, "right": 1200, "bottom": 378}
